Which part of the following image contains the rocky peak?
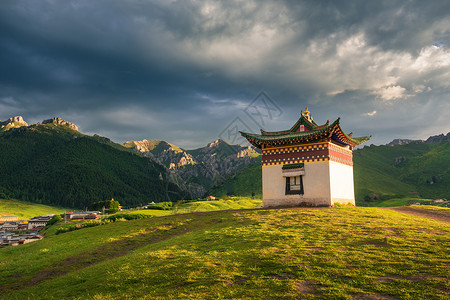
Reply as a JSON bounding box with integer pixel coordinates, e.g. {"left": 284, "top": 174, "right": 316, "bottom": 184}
{"left": 386, "top": 132, "right": 450, "bottom": 146}
{"left": 7, "top": 116, "right": 27, "bottom": 124}
{"left": 0, "top": 116, "right": 28, "bottom": 131}
{"left": 207, "top": 139, "right": 221, "bottom": 148}
{"left": 425, "top": 132, "right": 450, "bottom": 144}
{"left": 207, "top": 139, "right": 229, "bottom": 148}
{"left": 386, "top": 139, "right": 420, "bottom": 146}
{"left": 236, "top": 146, "right": 256, "bottom": 158}
{"left": 42, "top": 117, "right": 78, "bottom": 131}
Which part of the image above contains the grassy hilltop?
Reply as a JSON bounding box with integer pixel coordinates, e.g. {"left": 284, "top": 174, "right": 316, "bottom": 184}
{"left": 1, "top": 206, "right": 448, "bottom": 299}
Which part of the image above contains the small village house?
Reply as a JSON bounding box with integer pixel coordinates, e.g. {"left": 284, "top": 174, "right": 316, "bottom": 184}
{"left": 1, "top": 222, "right": 19, "bottom": 231}
{"left": 0, "top": 230, "right": 43, "bottom": 247}
{"left": 18, "top": 221, "right": 29, "bottom": 231}
{"left": 0, "top": 216, "right": 19, "bottom": 224}
{"left": 27, "top": 215, "right": 54, "bottom": 230}
{"left": 432, "top": 199, "right": 444, "bottom": 203}
{"left": 241, "top": 108, "right": 370, "bottom": 207}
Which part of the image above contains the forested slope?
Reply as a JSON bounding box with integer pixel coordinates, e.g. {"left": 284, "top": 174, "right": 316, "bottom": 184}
{"left": 0, "top": 123, "right": 182, "bottom": 208}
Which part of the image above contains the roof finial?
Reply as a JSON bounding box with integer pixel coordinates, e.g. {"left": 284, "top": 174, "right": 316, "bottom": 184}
{"left": 302, "top": 107, "right": 312, "bottom": 121}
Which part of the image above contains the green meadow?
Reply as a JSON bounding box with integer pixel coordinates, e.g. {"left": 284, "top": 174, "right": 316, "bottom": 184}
{"left": 357, "top": 197, "right": 433, "bottom": 207}
{"left": 0, "top": 198, "right": 67, "bottom": 220}
{"left": 174, "top": 196, "right": 262, "bottom": 213}
{"left": 124, "top": 197, "right": 262, "bottom": 216}
{"left": 1, "top": 206, "right": 448, "bottom": 299}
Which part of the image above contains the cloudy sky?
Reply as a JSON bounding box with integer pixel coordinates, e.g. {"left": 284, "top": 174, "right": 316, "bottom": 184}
{"left": 1, "top": 0, "right": 450, "bottom": 149}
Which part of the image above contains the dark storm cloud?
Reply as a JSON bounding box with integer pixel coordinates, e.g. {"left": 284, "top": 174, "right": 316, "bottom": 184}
{"left": 1, "top": 0, "right": 449, "bottom": 148}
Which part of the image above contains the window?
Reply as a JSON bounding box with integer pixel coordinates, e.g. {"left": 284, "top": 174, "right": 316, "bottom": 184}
{"left": 285, "top": 176, "right": 304, "bottom": 195}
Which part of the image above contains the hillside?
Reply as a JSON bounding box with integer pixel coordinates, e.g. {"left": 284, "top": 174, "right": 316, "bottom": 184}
{"left": 0, "top": 118, "right": 182, "bottom": 209}
{"left": 209, "top": 157, "right": 262, "bottom": 198}
{"left": 124, "top": 138, "right": 261, "bottom": 198}
{"left": 0, "top": 207, "right": 448, "bottom": 299}
{"left": 354, "top": 140, "right": 450, "bottom": 203}
{"left": 0, "top": 198, "right": 67, "bottom": 220}
{"left": 210, "top": 136, "right": 450, "bottom": 205}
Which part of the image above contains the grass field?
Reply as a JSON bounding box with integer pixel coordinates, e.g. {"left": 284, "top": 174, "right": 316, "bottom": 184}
{"left": 411, "top": 205, "right": 450, "bottom": 212}
{"left": 1, "top": 206, "right": 448, "bottom": 299}
{"left": 175, "top": 196, "right": 262, "bottom": 214}
{"left": 123, "top": 197, "right": 262, "bottom": 216}
{"left": 123, "top": 209, "right": 173, "bottom": 216}
{"left": 358, "top": 197, "right": 433, "bottom": 207}
{"left": 0, "top": 198, "right": 67, "bottom": 220}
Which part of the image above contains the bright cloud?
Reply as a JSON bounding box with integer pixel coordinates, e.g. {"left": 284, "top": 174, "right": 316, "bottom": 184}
{"left": 376, "top": 86, "right": 408, "bottom": 101}
{"left": 362, "top": 110, "right": 377, "bottom": 117}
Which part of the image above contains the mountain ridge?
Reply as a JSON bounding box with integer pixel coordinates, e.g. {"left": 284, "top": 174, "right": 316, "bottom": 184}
{"left": 0, "top": 115, "right": 78, "bottom": 132}
{"left": 386, "top": 132, "right": 450, "bottom": 146}
{"left": 123, "top": 138, "right": 261, "bottom": 198}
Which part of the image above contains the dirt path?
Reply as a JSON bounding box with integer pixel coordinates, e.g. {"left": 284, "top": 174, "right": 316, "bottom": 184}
{"left": 386, "top": 206, "right": 450, "bottom": 223}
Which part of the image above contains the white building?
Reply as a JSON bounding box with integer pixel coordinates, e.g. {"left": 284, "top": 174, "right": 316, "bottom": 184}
{"left": 27, "top": 215, "right": 54, "bottom": 230}
{"left": 241, "top": 108, "right": 370, "bottom": 207}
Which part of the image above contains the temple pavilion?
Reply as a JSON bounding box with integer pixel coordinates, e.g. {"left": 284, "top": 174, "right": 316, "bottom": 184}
{"left": 240, "top": 108, "right": 370, "bottom": 207}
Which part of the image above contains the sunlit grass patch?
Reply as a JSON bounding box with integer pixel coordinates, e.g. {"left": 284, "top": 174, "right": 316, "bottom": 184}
{"left": 123, "top": 209, "right": 172, "bottom": 216}
{"left": 0, "top": 198, "right": 67, "bottom": 219}
{"left": 176, "top": 197, "right": 262, "bottom": 213}
{"left": 412, "top": 205, "right": 450, "bottom": 212}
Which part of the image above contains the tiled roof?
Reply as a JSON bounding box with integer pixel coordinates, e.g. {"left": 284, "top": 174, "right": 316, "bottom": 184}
{"left": 241, "top": 111, "right": 370, "bottom": 148}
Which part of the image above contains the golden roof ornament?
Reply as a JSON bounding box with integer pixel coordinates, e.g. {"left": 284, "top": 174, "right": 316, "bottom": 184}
{"left": 302, "top": 107, "right": 312, "bottom": 122}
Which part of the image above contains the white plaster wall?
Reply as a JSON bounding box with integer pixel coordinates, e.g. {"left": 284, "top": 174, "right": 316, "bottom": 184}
{"left": 302, "top": 162, "right": 331, "bottom": 202}
{"left": 262, "top": 162, "right": 331, "bottom": 207}
{"left": 329, "top": 161, "right": 355, "bottom": 205}
{"left": 262, "top": 165, "right": 284, "bottom": 203}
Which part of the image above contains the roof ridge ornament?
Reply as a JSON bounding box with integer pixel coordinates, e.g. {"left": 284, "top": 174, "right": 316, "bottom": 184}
{"left": 302, "top": 107, "right": 313, "bottom": 122}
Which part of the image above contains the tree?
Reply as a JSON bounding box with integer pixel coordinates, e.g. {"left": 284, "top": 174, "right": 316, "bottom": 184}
{"left": 88, "top": 198, "right": 120, "bottom": 213}
{"left": 46, "top": 215, "right": 63, "bottom": 227}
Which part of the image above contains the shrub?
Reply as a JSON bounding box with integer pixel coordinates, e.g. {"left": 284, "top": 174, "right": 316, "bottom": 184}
{"left": 105, "top": 208, "right": 119, "bottom": 214}
{"left": 55, "top": 220, "right": 109, "bottom": 234}
{"left": 82, "top": 220, "right": 106, "bottom": 228}
{"left": 146, "top": 202, "right": 173, "bottom": 210}
{"left": 46, "top": 215, "right": 63, "bottom": 227}
{"left": 55, "top": 225, "right": 77, "bottom": 235}
{"left": 107, "top": 213, "right": 151, "bottom": 222}
{"left": 88, "top": 199, "right": 120, "bottom": 212}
